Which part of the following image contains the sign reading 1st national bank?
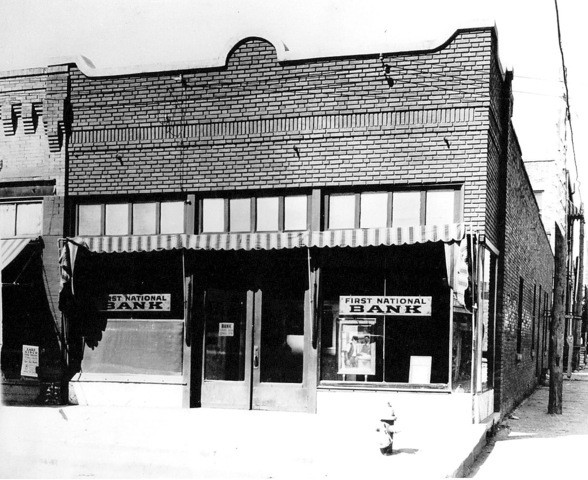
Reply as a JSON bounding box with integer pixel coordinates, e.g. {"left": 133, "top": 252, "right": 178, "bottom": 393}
{"left": 105, "top": 294, "right": 171, "bottom": 312}
{"left": 339, "top": 296, "right": 432, "bottom": 316}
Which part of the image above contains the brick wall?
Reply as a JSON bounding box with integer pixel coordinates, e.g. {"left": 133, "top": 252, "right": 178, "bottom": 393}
{"left": 68, "top": 28, "right": 495, "bottom": 234}
{"left": 497, "top": 125, "right": 554, "bottom": 414}
{"left": 484, "top": 49, "right": 506, "bottom": 249}
{"left": 0, "top": 66, "right": 69, "bottom": 195}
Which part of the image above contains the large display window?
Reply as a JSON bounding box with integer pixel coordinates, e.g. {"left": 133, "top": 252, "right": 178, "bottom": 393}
{"left": 319, "top": 244, "right": 451, "bottom": 387}
{"left": 68, "top": 250, "right": 185, "bottom": 379}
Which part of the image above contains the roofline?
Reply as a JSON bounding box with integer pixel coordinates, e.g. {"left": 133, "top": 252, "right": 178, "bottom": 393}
{"left": 48, "top": 23, "right": 497, "bottom": 78}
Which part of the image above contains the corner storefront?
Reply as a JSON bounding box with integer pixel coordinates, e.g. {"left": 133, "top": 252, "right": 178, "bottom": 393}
{"left": 60, "top": 223, "right": 496, "bottom": 425}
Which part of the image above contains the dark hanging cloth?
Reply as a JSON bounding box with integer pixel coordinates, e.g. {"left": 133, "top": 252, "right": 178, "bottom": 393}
{"left": 58, "top": 241, "right": 107, "bottom": 372}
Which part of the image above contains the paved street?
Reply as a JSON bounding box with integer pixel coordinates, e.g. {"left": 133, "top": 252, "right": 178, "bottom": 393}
{"left": 467, "top": 372, "right": 588, "bottom": 478}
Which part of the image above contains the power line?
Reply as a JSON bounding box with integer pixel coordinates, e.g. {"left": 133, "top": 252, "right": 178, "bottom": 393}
{"left": 515, "top": 74, "right": 563, "bottom": 84}
{"left": 554, "top": 0, "right": 580, "bottom": 193}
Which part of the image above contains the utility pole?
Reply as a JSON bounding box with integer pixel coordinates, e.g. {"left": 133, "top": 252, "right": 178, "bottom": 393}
{"left": 573, "top": 211, "right": 585, "bottom": 369}
{"left": 549, "top": 223, "right": 566, "bottom": 414}
{"left": 565, "top": 208, "right": 575, "bottom": 377}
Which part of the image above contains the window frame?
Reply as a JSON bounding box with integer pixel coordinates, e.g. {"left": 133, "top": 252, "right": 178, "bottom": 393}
{"left": 325, "top": 187, "right": 462, "bottom": 230}
{"left": 76, "top": 200, "right": 186, "bottom": 236}
{"left": 0, "top": 199, "right": 43, "bottom": 237}
{"left": 199, "top": 194, "right": 310, "bottom": 234}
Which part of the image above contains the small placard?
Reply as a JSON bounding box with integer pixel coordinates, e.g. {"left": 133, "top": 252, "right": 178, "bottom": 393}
{"left": 21, "top": 345, "right": 39, "bottom": 378}
{"left": 219, "top": 322, "right": 234, "bottom": 337}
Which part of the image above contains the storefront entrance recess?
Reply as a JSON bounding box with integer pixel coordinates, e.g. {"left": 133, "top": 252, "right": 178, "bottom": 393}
{"left": 198, "top": 251, "right": 310, "bottom": 412}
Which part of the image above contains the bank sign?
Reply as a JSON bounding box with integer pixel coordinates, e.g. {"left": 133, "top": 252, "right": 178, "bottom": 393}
{"left": 105, "top": 294, "right": 171, "bottom": 312}
{"left": 339, "top": 296, "right": 432, "bottom": 316}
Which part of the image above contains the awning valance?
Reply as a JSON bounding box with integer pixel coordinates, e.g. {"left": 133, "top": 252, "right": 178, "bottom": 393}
{"left": 67, "top": 231, "right": 310, "bottom": 253}
{"left": 1, "top": 237, "right": 34, "bottom": 270}
{"left": 65, "top": 223, "right": 466, "bottom": 254}
{"left": 309, "top": 223, "right": 466, "bottom": 249}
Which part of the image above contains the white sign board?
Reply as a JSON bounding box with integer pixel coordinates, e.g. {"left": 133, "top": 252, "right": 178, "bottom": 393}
{"left": 409, "top": 355, "right": 432, "bottom": 384}
{"left": 339, "top": 296, "right": 432, "bottom": 316}
{"left": 21, "top": 345, "right": 39, "bottom": 378}
{"left": 105, "top": 294, "right": 171, "bottom": 311}
{"left": 219, "top": 322, "right": 234, "bottom": 337}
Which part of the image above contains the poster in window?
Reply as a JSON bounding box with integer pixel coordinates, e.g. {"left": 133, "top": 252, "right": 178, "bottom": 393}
{"left": 338, "top": 319, "right": 376, "bottom": 375}
{"left": 21, "top": 345, "right": 39, "bottom": 378}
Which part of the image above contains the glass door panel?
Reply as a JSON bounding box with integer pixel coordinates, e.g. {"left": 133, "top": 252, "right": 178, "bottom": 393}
{"left": 259, "top": 290, "right": 305, "bottom": 384}
{"left": 200, "top": 288, "right": 252, "bottom": 409}
{"left": 204, "top": 289, "right": 247, "bottom": 381}
{"left": 252, "top": 286, "right": 310, "bottom": 412}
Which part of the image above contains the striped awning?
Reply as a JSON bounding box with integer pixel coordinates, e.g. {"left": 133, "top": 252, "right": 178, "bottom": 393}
{"left": 1, "top": 237, "right": 34, "bottom": 270}
{"left": 67, "top": 223, "right": 466, "bottom": 254}
{"left": 69, "top": 231, "right": 310, "bottom": 254}
{"left": 308, "top": 223, "right": 466, "bottom": 248}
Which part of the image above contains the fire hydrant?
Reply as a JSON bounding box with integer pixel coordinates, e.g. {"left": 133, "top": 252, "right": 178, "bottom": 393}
{"left": 376, "top": 402, "right": 397, "bottom": 455}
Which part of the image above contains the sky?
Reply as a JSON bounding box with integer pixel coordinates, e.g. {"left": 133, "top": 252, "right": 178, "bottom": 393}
{"left": 0, "top": 0, "right": 585, "bottom": 204}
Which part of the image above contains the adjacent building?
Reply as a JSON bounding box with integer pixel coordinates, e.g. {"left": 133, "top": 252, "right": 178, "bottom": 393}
{"left": 0, "top": 66, "right": 69, "bottom": 403}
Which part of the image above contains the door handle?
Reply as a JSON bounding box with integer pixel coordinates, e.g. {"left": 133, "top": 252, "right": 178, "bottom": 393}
{"left": 253, "top": 345, "right": 259, "bottom": 369}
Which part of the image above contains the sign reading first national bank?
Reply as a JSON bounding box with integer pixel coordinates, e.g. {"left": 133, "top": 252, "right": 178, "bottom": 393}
{"left": 339, "top": 296, "right": 432, "bottom": 316}
{"left": 105, "top": 294, "right": 171, "bottom": 312}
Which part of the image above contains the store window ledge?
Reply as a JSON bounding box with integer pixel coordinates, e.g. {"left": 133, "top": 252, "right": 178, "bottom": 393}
{"left": 70, "top": 373, "right": 185, "bottom": 385}
{"left": 318, "top": 381, "right": 450, "bottom": 393}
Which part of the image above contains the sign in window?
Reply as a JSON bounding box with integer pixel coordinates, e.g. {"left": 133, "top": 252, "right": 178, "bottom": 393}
{"left": 339, "top": 296, "right": 432, "bottom": 316}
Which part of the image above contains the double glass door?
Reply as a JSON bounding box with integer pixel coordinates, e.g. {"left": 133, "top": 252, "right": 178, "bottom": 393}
{"left": 200, "top": 282, "right": 309, "bottom": 411}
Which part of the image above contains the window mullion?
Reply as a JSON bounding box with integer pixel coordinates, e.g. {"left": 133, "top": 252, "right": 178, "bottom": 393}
{"left": 13, "top": 204, "right": 18, "bottom": 236}
{"left": 354, "top": 193, "right": 360, "bottom": 228}
{"left": 155, "top": 202, "right": 161, "bottom": 234}
{"left": 224, "top": 198, "right": 229, "bottom": 233}
{"left": 250, "top": 198, "right": 255, "bottom": 233}
{"left": 129, "top": 204, "right": 135, "bottom": 235}
{"left": 127, "top": 203, "right": 132, "bottom": 235}
{"left": 101, "top": 204, "right": 106, "bottom": 236}
{"left": 387, "top": 192, "right": 393, "bottom": 228}
{"left": 278, "top": 196, "right": 285, "bottom": 232}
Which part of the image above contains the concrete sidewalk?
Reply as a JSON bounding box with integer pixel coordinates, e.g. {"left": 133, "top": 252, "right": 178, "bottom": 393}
{"left": 0, "top": 402, "right": 489, "bottom": 479}
{"left": 467, "top": 371, "right": 588, "bottom": 478}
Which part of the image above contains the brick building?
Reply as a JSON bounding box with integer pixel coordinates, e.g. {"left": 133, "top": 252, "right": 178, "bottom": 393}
{"left": 2, "top": 26, "right": 554, "bottom": 425}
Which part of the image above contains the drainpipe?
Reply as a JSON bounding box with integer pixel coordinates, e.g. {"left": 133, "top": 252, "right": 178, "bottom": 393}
{"left": 494, "top": 69, "right": 514, "bottom": 415}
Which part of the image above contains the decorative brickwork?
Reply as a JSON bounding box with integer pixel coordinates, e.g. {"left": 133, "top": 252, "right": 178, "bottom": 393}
{"left": 1, "top": 102, "right": 16, "bottom": 136}
{"left": 20, "top": 102, "right": 37, "bottom": 134}
{"left": 0, "top": 66, "right": 69, "bottom": 192}
{"left": 42, "top": 97, "right": 64, "bottom": 152}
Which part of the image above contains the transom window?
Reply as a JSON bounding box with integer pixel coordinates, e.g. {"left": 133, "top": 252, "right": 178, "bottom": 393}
{"left": 77, "top": 201, "right": 185, "bottom": 236}
{"left": 201, "top": 195, "right": 309, "bottom": 233}
{"left": 0, "top": 201, "right": 43, "bottom": 237}
{"left": 326, "top": 189, "right": 460, "bottom": 229}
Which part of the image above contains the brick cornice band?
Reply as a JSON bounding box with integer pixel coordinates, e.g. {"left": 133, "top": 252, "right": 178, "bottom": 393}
{"left": 71, "top": 107, "right": 477, "bottom": 146}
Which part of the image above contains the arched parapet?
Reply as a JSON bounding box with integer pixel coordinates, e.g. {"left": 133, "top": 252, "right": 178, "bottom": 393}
{"left": 74, "top": 31, "right": 290, "bottom": 78}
